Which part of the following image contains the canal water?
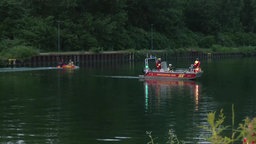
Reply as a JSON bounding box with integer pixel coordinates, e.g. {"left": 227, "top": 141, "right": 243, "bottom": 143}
{"left": 0, "top": 57, "right": 256, "bottom": 144}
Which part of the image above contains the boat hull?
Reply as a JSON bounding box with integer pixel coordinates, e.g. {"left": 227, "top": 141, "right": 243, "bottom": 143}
{"left": 140, "top": 71, "right": 203, "bottom": 80}
{"left": 57, "top": 65, "right": 79, "bottom": 69}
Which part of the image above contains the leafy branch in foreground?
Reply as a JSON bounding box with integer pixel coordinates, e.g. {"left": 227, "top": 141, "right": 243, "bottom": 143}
{"left": 238, "top": 117, "right": 256, "bottom": 144}
{"left": 146, "top": 105, "right": 256, "bottom": 144}
{"left": 166, "top": 129, "right": 185, "bottom": 144}
{"left": 146, "top": 129, "right": 184, "bottom": 144}
{"left": 199, "top": 109, "right": 235, "bottom": 144}
{"left": 146, "top": 131, "right": 157, "bottom": 144}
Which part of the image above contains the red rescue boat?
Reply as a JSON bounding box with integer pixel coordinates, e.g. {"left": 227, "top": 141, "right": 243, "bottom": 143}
{"left": 139, "top": 56, "right": 203, "bottom": 80}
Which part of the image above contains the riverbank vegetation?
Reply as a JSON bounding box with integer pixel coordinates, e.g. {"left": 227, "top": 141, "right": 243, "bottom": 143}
{"left": 147, "top": 106, "right": 256, "bottom": 144}
{"left": 1, "top": 0, "right": 256, "bottom": 59}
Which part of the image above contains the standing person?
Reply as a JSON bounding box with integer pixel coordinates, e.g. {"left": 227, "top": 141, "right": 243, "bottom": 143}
{"left": 156, "top": 58, "right": 161, "bottom": 71}
{"left": 193, "top": 58, "right": 201, "bottom": 72}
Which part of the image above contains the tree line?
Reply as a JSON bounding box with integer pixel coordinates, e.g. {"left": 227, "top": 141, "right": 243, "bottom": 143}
{"left": 1, "top": 0, "right": 256, "bottom": 58}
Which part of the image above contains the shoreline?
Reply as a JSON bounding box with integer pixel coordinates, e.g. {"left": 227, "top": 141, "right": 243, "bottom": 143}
{"left": 4, "top": 50, "right": 251, "bottom": 67}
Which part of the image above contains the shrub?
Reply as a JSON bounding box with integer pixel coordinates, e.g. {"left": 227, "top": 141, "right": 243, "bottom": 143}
{"left": 216, "top": 33, "right": 235, "bottom": 47}
{"left": 198, "top": 35, "right": 216, "bottom": 48}
{"left": 0, "top": 45, "right": 39, "bottom": 60}
{"left": 238, "top": 117, "right": 256, "bottom": 144}
{"left": 146, "top": 105, "right": 256, "bottom": 144}
{"left": 89, "top": 47, "right": 102, "bottom": 53}
{"left": 200, "top": 109, "right": 235, "bottom": 144}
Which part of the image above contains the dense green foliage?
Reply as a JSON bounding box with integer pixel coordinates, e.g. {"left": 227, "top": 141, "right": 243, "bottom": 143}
{"left": 1, "top": 0, "right": 256, "bottom": 55}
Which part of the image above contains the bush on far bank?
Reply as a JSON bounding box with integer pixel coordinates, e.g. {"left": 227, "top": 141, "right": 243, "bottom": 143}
{"left": 0, "top": 39, "right": 39, "bottom": 60}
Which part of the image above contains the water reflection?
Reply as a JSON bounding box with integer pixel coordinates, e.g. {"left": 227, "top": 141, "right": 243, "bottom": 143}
{"left": 143, "top": 79, "right": 201, "bottom": 111}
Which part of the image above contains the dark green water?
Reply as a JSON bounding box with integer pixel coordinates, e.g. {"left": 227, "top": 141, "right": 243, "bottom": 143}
{"left": 0, "top": 57, "right": 256, "bottom": 144}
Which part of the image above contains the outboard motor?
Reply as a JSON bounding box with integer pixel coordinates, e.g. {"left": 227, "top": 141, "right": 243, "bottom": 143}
{"left": 189, "top": 64, "right": 194, "bottom": 71}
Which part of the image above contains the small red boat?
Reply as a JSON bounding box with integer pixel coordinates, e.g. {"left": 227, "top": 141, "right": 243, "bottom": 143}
{"left": 139, "top": 56, "right": 203, "bottom": 80}
{"left": 57, "top": 64, "right": 79, "bottom": 69}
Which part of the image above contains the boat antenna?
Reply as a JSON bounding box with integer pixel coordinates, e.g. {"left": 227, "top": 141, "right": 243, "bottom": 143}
{"left": 151, "top": 24, "right": 154, "bottom": 50}
{"left": 147, "top": 24, "right": 154, "bottom": 58}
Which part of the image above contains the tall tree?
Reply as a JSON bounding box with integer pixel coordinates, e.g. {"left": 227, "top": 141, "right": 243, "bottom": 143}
{"left": 184, "top": 0, "right": 221, "bottom": 34}
{"left": 217, "top": 0, "right": 243, "bottom": 32}
{"left": 0, "top": 0, "right": 26, "bottom": 39}
{"left": 241, "top": 0, "right": 256, "bottom": 32}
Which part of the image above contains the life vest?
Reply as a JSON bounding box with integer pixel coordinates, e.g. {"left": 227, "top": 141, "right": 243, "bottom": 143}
{"left": 156, "top": 60, "right": 161, "bottom": 70}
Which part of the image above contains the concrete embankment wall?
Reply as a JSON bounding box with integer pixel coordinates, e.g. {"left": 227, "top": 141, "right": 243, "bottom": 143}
{"left": 29, "top": 51, "right": 135, "bottom": 67}
{"left": 12, "top": 51, "right": 246, "bottom": 67}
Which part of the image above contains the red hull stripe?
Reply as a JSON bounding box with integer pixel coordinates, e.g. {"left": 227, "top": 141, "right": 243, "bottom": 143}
{"left": 145, "top": 72, "right": 197, "bottom": 79}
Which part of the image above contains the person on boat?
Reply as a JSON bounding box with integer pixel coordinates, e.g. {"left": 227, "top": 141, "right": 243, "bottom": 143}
{"left": 57, "top": 58, "right": 65, "bottom": 68}
{"left": 68, "top": 59, "right": 74, "bottom": 66}
{"left": 156, "top": 58, "right": 161, "bottom": 71}
{"left": 193, "top": 58, "right": 201, "bottom": 72}
{"left": 168, "top": 64, "right": 174, "bottom": 71}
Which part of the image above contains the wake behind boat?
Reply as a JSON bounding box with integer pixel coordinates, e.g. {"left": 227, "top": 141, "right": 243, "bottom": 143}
{"left": 0, "top": 67, "right": 59, "bottom": 73}
{"left": 139, "top": 56, "right": 203, "bottom": 80}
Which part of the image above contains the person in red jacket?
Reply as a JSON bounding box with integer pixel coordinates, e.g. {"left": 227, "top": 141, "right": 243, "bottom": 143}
{"left": 156, "top": 58, "right": 161, "bottom": 71}
{"left": 193, "top": 58, "right": 201, "bottom": 72}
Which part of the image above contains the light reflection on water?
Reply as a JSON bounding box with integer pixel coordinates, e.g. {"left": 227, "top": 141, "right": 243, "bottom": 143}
{"left": 143, "top": 79, "right": 200, "bottom": 111}
{"left": 142, "top": 79, "right": 210, "bottom": 143}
